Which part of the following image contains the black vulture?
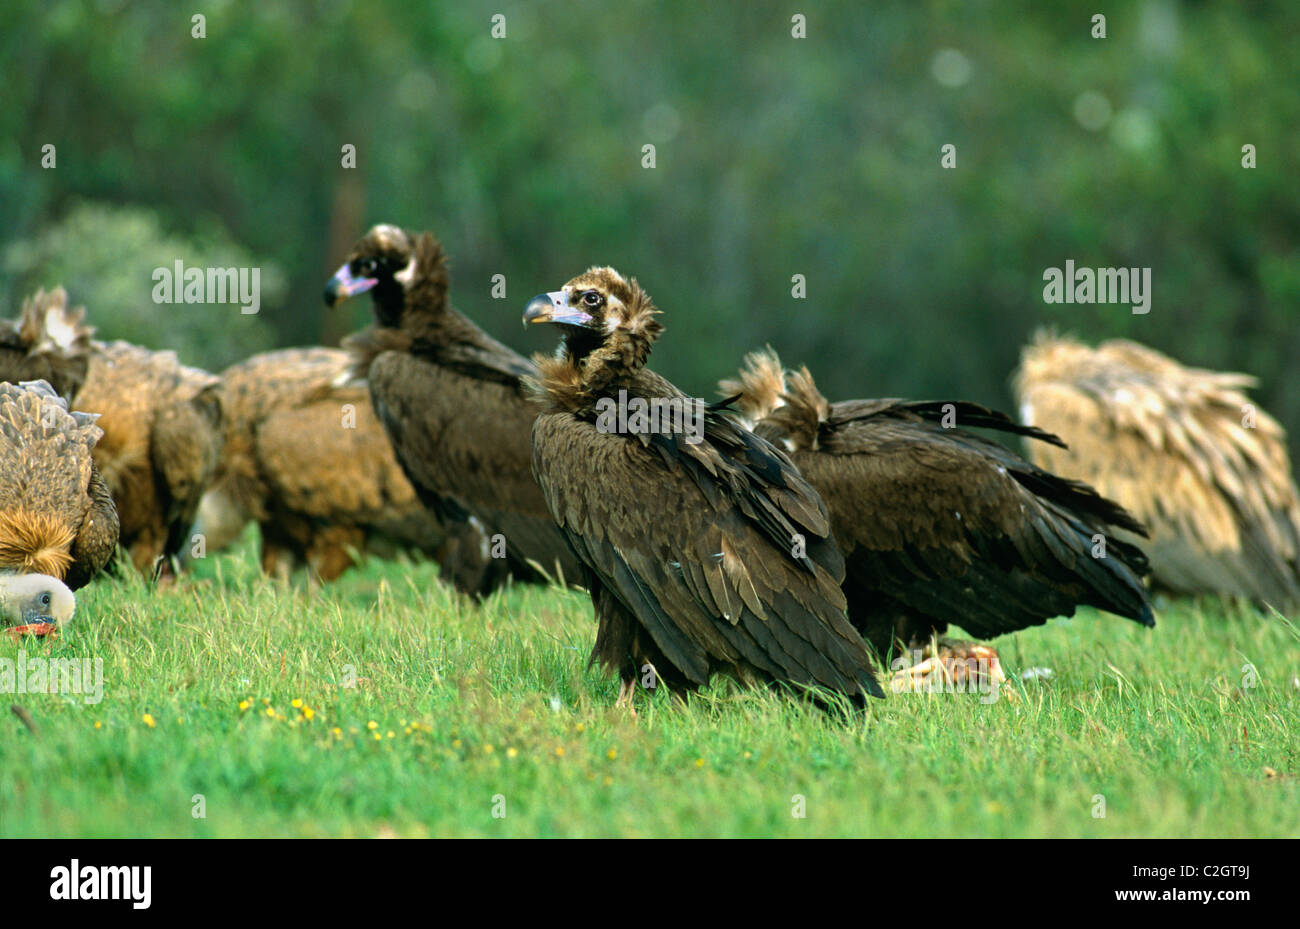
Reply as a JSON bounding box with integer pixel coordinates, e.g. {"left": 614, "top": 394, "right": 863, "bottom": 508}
{"left": 524, "top": 268, "right": 882, "bottom": 708}
{"left": 720, "top": 349, "right": 1155, "bottom": 684}
{"left": 323, "top": 223, "right": 583, "bottom": 593}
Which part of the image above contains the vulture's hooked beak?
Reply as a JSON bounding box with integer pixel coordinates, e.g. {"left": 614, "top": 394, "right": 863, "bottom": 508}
{"left": 323, "top": 263, "right": 379, "bottom": 307}
{"left": 523, "top": 291, "right": 592, "bottom": 328}
{"left": 21, "top": 604, "right": 54, "bottom": 626}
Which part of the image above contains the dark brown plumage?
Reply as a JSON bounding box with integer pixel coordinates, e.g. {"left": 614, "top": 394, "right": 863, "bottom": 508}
{"left": 198, "top": 346, "right": 473, "bottom": 584}
{"left": 525, "top": 269, "right": 882, "bottom": 707}
{"left": 0, "top": 287, "right": 94, "bottom": 400}
{"left": 720, "top": 349, "right": 1155, "bottom": 663}
{"left": 0, "top": 380, "right": 119, "bottom": 589}
{"left": 72, "top": 341, "right": 223, "bottom": 577}
{"left": 323, "top": 223, "right": 582, "bottom": 592}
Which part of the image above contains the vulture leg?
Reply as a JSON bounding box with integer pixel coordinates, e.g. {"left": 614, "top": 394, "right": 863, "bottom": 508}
{"left": 615, "top": 679, "right": 639, "bottom": 717}
{"left": 151, "top": 554, "right": 178, "bottom": 587}
{"left": 259, "top": 530, "right": 296, "bottom": 583}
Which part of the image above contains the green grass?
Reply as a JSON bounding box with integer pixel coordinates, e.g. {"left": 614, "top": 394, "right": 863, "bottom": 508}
{"left": 3, "top": 531, "right": 1298, "bottom": 838}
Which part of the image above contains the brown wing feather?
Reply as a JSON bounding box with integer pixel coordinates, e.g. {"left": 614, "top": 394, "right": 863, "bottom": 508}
{"left": 368, "top": 350, "right": 582, "bottom": 582}
{"left": 1015, "top": 333, "right": 1300, "bottom": 604}
{"left": 532, "top": 384, "right": 881, "bottom": 699}
{"left": 721, "top": 351, "right": 1152, "bottom": 655}
{"left": 786, "top": 410, "right": 1152, "bottom": 651}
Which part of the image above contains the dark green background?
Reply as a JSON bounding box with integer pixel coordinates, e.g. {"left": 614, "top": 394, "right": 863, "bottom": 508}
{"left": 3, "top": 1, "right": 1296, "bottom": 449}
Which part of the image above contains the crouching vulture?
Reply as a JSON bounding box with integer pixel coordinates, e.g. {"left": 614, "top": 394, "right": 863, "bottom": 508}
{"left": 719, "top": 349, "right": 1155, "bottom": 685}
{"left": 323, "top": 223, "right": 582, "bottom": 593}
{"left": 198, "top": 346, "right": 470, "bottom": 585}
{"left": 524, "top": 269, "right": 881, "bottom": 708}
{"left": 0, "top": 380, "right": 119, "bottom": 589}
{"left": 1014, "top": 332, "right": 1300, "bottom": 607}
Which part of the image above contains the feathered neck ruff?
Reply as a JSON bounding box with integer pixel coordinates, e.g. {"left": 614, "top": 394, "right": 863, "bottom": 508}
{"left": 372, "top": 232, "right": 451, "bottom": 335}
{"left": 717, "top": 348, "right": 786, "bottom": 426}
{"left": 530, "top": 283, "right": 664, "bottom": 415}
{"left": 720, "top": 349, "right": 830, "bottom": 450}
{"left": 364, "top": 231, "right": 513, "bottom": 362}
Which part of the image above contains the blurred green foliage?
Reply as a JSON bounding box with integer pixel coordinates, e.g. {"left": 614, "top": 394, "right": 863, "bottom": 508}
{"left": 3, "top": 203, "right": 280, "bottom": 369}
{"left": 1, "top": 1, "right": 1297, "bottom": 447}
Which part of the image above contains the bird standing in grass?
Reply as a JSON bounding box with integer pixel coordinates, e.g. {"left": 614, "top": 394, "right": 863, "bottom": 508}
{"left": 72, "top": 340, "right": 224, "bottom": 580}
{"left": 323, "top": 223, "right": 582, "bottom": 594}
{"left": 198, "top": 346, "right": 457, "bottom": 583}
{"left": 1014, "top": 332, "right": 1300, "bottom": 607}
{"left": 0, "top": 380, "right": 118, "bottom": 589}
{"left": 524, "top": 269, "right": 882, "bottom": 708}
{"left": 720, "top": 349, "right": 1155, "bottom": 685}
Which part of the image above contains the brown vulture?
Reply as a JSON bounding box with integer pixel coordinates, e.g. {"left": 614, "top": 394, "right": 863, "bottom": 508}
{"left": 0, "top": 380, "right": 119, "bottom": 589}
{"left": 1014, "top": 332, "right": 1300, "bottom": 606}
{"left": 0, "top": 287, "right": 93, "bottom": 400}
{"left": 1, "top": 573, "right": 76, "bottom": 636}
{"left": 718, "top": 349, "right": 1155, "bottom": 681}
{"left": 197, "top": 346, "right": 476, "bottom": 585}
{"left": 323, "top": 223, "right": 582, "bottom": 592}
{"left": 524, "top": 268, "right": 882, "bottom": 707}
{"left": 72, "top": 341, "right": 224, "bottom": 579}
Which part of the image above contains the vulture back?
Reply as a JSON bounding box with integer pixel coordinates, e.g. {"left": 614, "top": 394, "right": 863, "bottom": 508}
{"left": 0, "top": 380, "right": 117, "bottom": 584}
{"left": 73, "top": 340, "right": 224, "bottom": 573}
{"left": 1014, "top": 332, "right": 1300, "bottom": 604}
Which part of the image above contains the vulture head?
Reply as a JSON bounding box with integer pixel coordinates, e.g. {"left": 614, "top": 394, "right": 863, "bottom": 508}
{"left": 0, "top": 287, "right": 95, "bottom": 401}
{"left": 524, "top": 267, "right": 662, "bottom": 366}
{"left": 0, "top": 572, "right": 76, "bottom": 632}
{"left": 323, "top": 224, "right": 449, "bottom": 328}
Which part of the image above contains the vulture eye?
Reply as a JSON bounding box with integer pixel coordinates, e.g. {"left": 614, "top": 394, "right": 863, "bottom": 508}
{"left": 40, "top": 592, "right": 51, "bottom": 606}
{"left": 359, "top": 258, "right": 378, "bottom": 275}
{"left": 581, "top": 291, "right": 603, "bottom": 308}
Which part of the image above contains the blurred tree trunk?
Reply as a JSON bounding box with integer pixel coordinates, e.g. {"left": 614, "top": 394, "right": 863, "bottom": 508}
{"left": 320, "top": 172, "right": 366, "bottom": 347}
